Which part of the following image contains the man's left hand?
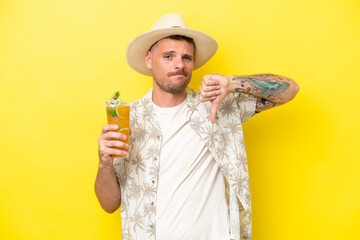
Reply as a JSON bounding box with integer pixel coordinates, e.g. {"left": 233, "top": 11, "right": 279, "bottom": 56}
{"left": 199, "top": 74, "right": 231, "bottom": 124}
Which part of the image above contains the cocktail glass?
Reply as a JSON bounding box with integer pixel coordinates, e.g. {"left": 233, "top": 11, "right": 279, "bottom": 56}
{"left": 106, "top": 102, "right": 130, "bottom": 158}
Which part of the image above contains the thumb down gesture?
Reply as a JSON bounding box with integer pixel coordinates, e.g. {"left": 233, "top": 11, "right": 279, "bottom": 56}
{"left": 199, "top": 74, "right": 231, "bottom": 124}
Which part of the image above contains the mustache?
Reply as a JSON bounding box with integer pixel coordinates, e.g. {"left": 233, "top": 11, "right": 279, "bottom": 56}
{"left": 167, "top": 70, "right": 188, "bottom": 77}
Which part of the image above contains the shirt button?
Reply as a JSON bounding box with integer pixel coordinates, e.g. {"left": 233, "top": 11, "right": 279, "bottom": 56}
{"left": 151, "top": 201, "right": 154, "bottom": 205}
{"left": 152, "top": 180, "right": 156, "bottom": 184}
{"left": 150, "top": 225, "right": 154, "bottom": 229}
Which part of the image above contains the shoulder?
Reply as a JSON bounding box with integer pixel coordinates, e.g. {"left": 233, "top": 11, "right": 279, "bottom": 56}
{"left": 129, "top": 89, "right": 153, "bottom": 114}
{"left": 185, "top": 87, "right": 199, "bottom": 99}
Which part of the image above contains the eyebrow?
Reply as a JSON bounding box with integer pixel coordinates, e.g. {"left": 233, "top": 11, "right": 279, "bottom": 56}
{"left": 162, "top": 51, "right": 194, "bottom": 58}
{"left": 162, "top": 51, "right": 176, "bottom": 55}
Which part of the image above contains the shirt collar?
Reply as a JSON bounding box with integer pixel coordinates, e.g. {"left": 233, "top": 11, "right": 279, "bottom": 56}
{"left": 137, "top": 87, "right": 200, "bottom": 118}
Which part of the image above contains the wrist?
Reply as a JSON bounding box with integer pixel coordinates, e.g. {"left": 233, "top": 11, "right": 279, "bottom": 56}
{"left": 227, "top": 75, "right": 245, "bottom": 94}
{"left": 226, "top": 75, "right": 235, "bottom": 94}
{"left": 99, "top": 161, "right": 114, "bottom": 170}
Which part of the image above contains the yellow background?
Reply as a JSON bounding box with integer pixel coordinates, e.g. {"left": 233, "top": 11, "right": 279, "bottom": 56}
{"left": 1, "top": 0, "right": 359, "bottom": 239}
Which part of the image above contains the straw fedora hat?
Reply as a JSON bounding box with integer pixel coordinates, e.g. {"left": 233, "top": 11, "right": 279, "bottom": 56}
{"left": 126, "top": 13, "right": 218, "bottom": 76}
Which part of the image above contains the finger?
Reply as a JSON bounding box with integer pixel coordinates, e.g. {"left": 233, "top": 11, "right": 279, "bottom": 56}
{"left": 103, "top": 131, "right": 127, "bottom": 141}
{"left": 202, "top": 76, "right": 220, "bottom": 86}
{"left": 99, "top": 146, "right": 128, "bottom": 158}
{"left": 201, "top": 84, "right": 221, "bottom": 92}
{"left": 107, "top": 148, "right": 128, "bottom": 158}
{"left": 129, "top": 128, "right": 133, "bottom": 136}
{"left": 210, "top": 102, "right": 220, "bottom": 124}
{"left": 199, "top": 95, "right": 217, "bottom": 102}
{"left": 200, "top": 89, "right": 221, "bottom": 99}
{"left": 98, "top": 145, "right": 114, "bottom": 159}
{"left": 114, "top": 150, "right": 128, "bottom": 157}
{"left": 101, "top": 124, "right": 119, "bottom": 134}
{"left": 104, "top": 140, "right": 129, "bottom": 149}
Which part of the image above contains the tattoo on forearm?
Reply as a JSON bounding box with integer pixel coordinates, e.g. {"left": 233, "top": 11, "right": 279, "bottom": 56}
{"left": 233, "top": 75, "right": 290, "bottom": 100}
{"left": 256, "top": 97, "right": 276, "bottom": 112}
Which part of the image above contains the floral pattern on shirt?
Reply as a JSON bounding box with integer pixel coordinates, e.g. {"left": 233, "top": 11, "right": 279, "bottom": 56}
{"left": 114, "top": 88, "right": 257, "bottom": 240}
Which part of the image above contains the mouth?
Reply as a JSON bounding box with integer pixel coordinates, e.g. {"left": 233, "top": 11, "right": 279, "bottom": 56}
{"left": 168, "top": 71, "right": 187, "bottom": 78}
{"left": 170, "top": 75, "right": 187, "bottom": 80}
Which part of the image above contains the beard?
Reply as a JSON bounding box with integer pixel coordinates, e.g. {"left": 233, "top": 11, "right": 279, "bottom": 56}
{"left": 153, "top": 69, "right": 192, "bottom": 94}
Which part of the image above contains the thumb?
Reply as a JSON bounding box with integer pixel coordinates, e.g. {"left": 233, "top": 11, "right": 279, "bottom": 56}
{"left": 210, "top": 102, "right": 220, "bottom": 124}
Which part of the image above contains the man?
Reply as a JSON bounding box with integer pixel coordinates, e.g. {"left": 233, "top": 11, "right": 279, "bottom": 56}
{"left": 95, "top": 13, "right": 299, "bottom": 240}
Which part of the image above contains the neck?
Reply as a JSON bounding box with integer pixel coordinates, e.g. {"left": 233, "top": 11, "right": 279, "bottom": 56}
{"left": 152, "top": 85, "right": 186, "bottom": 107}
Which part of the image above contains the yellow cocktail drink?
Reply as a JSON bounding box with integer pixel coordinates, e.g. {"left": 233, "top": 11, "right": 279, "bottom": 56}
{"left": 106, "top": 102, "right": 130, "bottom": 158}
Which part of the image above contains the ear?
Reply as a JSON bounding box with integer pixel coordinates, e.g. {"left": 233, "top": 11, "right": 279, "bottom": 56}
{"left": 145, "top": 51, "right": 153, "bottom": 70}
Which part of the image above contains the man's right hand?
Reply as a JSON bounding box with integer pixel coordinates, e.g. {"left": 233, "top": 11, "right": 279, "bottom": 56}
{"left": 98, "top": 124, "right": 129, "bottom": 168}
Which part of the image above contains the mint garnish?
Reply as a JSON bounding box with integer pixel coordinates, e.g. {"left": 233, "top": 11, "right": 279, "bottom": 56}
{"left": 112, "top": 91, "right": 120, "bottom": 100}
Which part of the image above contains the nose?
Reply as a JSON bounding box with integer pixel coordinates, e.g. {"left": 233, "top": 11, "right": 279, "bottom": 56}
{"left": 174, "top": 57, "right": 184, "bottom": 69}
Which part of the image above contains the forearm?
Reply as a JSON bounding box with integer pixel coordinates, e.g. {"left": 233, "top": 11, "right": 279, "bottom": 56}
{"left": 227, "top": 73, "right": 299, "bottom": 103}
{"left": 94, "top": 164, "right": 121, "bottom": 213}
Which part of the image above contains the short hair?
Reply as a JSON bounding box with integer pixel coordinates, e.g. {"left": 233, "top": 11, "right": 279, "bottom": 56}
{"left": 148, "top": 35, "right": 196, "bottom": 53}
